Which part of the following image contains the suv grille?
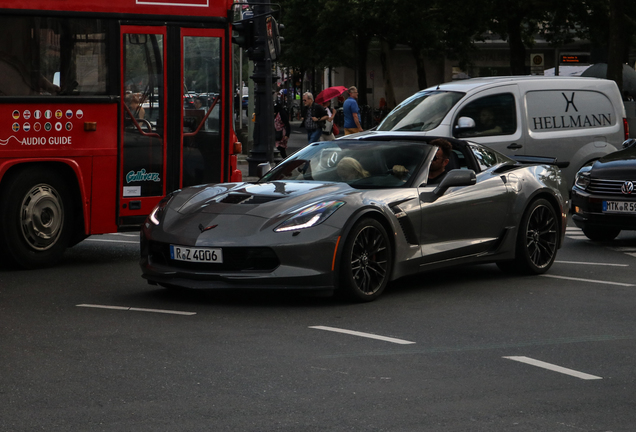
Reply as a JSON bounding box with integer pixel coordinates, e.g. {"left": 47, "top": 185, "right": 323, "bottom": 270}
{"left": 587, "top": 178, "right": 636, "bottom": 196}
{"left": 148, "top": 241, "right": 280, "bottom": 272}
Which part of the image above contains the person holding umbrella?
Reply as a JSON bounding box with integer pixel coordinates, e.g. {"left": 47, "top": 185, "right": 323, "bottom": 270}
{"left": 343, "top": 86, "right": 363, "bottom": 135}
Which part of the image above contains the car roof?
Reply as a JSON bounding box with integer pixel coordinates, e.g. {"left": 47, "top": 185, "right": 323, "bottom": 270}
{"left": 423, "top": 76, "right": 611, "bottom": 93}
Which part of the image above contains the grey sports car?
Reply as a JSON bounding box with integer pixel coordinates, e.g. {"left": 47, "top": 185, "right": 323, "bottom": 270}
{"left": 140, "top": 137, "right": 568, "bottom": 301}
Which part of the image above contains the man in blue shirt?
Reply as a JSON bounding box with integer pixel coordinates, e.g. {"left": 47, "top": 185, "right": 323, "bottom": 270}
{"left": 343, "top": 86, "right": 363, "bottom": 135}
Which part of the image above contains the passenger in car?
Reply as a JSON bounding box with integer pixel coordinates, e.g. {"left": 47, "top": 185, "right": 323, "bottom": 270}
{"left": 337, "top": 157, "right": 370, "bottom": 181}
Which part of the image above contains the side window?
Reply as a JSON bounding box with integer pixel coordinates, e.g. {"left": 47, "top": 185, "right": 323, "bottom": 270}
{"left": 454, "top": 93, "right": 517, "bottom": 138}
{"left": 0, "top": 16, "right": 108, "bottom": 96}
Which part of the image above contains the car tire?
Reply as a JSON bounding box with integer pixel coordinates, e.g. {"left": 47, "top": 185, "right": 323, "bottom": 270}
{"left": 496, "top": 198, "right": 558, "bottom": 275}
{"left": 582, "top": 226, "right": 621, "bottom": 241}
{"left": 338, "top": 218, "right": 392, "bottom": 302}
{"left": 0, "top": 167, "right": 74, "bottom": 269}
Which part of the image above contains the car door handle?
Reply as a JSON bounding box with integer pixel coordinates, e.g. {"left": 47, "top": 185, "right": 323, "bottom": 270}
{"left": 507, "top": 143, "right": 523, "bottom": 150}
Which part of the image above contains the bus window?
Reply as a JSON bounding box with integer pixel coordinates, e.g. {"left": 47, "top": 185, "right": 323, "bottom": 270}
{"left": 0, "top": 16, "right": 108, "bottom": 96}
{"left": 122, "top": 32, "right": 165, "bottom": 198}
{"left": 182, "top": 35, "right": 222, "bottom": 187}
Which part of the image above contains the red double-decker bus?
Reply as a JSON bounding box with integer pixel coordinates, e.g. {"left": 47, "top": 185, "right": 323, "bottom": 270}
{"left": 0, "top": 0, "right": 243, "bottom": 268}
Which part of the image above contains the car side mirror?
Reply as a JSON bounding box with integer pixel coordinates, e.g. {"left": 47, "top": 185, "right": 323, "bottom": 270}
{"left": 256, "top": 162, "right": 272, "bottom": 177}
{"left": 454, "top": 116, "right": 476, "bottom": 131}
{"left": 433, "top": 169, "right": 476, "bottom": 195}
{"left": 622, "top": 138, "right": 636, "bottom": 149}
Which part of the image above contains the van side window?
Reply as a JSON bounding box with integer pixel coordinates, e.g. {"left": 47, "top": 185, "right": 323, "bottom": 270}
{"left": 454, "top": 93, "right": 517, "bottom": 138}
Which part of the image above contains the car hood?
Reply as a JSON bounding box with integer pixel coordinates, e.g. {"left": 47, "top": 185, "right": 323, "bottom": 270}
{"left": 168, "top": 181, "right": 353, "bottom": 218}
{"left": 591, "top": 146, "right": 636, "bottom": 179}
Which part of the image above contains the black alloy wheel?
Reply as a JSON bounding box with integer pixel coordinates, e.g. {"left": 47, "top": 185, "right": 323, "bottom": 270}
{"left": 497, "top": 198, "right": 558, "bottom": 275}
{"left": 339, "top": 218, "right": 392, "bottom": 302}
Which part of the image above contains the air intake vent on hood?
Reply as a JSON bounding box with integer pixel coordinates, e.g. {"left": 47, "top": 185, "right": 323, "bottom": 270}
{"left": 219, "top": 193, "right": 283, "bottom": 205}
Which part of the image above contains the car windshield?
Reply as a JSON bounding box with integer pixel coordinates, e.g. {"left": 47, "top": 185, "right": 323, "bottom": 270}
{"left": 259, "top": 140, "right": 433, "bottom": 189}
{"left": 376, "top": 91, "right": 465, "bottom": 132}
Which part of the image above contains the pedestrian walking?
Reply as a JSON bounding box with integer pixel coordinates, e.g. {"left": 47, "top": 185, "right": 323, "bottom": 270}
{"left": 274, "top": 102, "right": 291, "bottom": 158}
{"left": 343, "top": 86, "right": 363, "bottom": 135}
{"left": 320, "top": 99, "right": 337, "bottom": 141}
{"left": 301, "top": 92, "right": 327, "bottom": 143}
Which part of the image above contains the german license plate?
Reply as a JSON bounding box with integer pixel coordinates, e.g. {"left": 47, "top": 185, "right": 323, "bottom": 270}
{"left": 170, "top": 245, "right": 223, "bottom": 263}
{"left": 603, "top": 201, "right": 636, "bottom": 213}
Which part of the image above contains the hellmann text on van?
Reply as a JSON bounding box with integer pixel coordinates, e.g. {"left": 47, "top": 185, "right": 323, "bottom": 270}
{"left": 532, "top": 114, "right": 612, "bottom": 130}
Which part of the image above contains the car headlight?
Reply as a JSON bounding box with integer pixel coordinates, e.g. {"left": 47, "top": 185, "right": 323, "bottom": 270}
{"left": 148, "top": 194, "right": 174, "bottom": 225}
{"left": 274, "top": 200, "right": 345, "bottom": 232}
{"left": 574, "top": 172, "right": 591, "bottom": 191}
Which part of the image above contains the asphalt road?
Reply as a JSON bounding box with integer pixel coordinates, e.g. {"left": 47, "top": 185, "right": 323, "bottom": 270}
{"left": 2, "top": 226, "right": 636, "bottom": 431}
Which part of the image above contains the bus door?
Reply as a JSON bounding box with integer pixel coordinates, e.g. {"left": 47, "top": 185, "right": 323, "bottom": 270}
{"left": 119, "top": 26, "right": 167, "bottom": 221}
{"left": 180, "top": 28, "right": 225, "bottom": 188}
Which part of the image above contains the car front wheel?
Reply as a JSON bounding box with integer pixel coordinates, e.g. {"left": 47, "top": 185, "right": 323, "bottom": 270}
{"left": 338, "top": 218, "right": 392, "bottom": 302}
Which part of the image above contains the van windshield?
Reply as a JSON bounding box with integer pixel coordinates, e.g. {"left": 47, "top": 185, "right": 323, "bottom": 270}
{"left": 377, "top": 91, "right": 465, "bottom": 132}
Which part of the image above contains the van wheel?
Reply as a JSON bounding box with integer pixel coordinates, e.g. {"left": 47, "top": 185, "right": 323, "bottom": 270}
{"left": 582, "top": 226, "right": 620, "bottom": 241}
{"left": 0, "top": 168, "right": 74, "bottom": 268}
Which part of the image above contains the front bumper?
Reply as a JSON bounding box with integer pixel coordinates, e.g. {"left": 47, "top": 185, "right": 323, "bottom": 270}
{"left": 570, "top": 188, "right": 636, "bottom": 231}
{"left": 140, "top": 224, "right": 341, "bottom": 291}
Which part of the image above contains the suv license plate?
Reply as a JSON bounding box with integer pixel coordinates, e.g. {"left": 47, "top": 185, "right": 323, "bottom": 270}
{"left": 603, "top": 201, "right": 636, "bottom": 213}
{"left": 170, "top": 245, "right": 223, "bottom": 263}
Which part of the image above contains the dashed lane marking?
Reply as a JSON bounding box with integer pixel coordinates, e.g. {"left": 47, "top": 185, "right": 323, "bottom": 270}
{"left": 309, "top": 326, "right": 416, "bottom": 345}
{"left": 84, "top": 238, "right": 138, "bottom": 244}
{"left": 77, "top": 304, "right": 196, "bottom": 316}
{"left": 555, "top": 260, "right": 628, "bottom": 267}
{"left": 503, "top": 356, "right": 602, "bottom": 380}
{"left": 541, "top": 274, "right": 635, "bottom": 286}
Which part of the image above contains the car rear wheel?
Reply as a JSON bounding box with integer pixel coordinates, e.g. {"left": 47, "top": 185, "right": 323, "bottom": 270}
{"left": 497, "top": 198, "right": 558, "bottom": 275}
{"left": 338, "top": 218, "right": 392, "bottom": 302}
{"left": 582, "top": 226, "right": 621, "bottom": 241}
{"left": 0, "top": 167, "right": 74, "bottom": 268}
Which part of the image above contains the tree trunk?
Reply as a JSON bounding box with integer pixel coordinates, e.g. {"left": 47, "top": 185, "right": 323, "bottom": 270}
{"left": 411, "top": 45, "right": 428, "bottom": 90}
{"left": 607, "top": 0, "right": 624, "bottom": 92}
{"left": 380, "top": 40, "right": 397, "bottom": 108}
{"left": 356, "top": 35, "right": 370, "bottom": 106}
{"left": 507, "top": 17, "right": 526, "bottom": 75}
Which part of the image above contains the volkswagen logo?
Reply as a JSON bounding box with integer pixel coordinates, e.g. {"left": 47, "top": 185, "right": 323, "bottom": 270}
{"left": 622, "top": 181, "right": 634, "bottom": 195}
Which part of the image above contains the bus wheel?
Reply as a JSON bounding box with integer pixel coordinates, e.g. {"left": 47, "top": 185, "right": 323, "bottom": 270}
{"left": 0, "top": 168, "right": 74, "bottom": 269}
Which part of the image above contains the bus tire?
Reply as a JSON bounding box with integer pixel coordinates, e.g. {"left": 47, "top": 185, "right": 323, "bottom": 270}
{"left": 0, "top": 167, "right": 74, "bottom": 269}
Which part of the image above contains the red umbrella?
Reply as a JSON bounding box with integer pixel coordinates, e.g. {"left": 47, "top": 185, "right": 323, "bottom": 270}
{"left": 315, "top": 86, "right": 348, "bottom": 104}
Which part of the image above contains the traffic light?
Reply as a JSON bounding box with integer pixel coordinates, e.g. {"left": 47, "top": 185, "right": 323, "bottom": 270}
{"left": 232, "top": 19, "right": 255, "bottom": 51}
{"left": 266, "top": 16, "right": 284, "bottom": 61}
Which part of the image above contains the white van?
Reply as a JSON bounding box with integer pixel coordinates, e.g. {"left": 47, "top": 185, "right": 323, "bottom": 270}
{"left": 363, "top": 76, "right": 628, "bottom": 184}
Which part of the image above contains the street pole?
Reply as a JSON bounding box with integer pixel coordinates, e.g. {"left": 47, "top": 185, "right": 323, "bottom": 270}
{"left": 246, "top": 0, "right": 275, "bottom": 176}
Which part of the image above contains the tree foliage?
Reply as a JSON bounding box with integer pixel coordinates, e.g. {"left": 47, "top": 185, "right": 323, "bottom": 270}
{"left": 277, "top": 0, "right": 636, "bottom": 96}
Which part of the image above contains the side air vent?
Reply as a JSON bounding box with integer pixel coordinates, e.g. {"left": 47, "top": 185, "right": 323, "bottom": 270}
{"left": 391, "top": 205, "right": 418, "bottom": 245}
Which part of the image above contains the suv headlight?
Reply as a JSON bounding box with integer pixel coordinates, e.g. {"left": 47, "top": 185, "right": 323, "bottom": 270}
{"left": 275, "top": 201, "right": 345, "bottom": 232}
{"left": 574, "top": 172, "right": 591, "bottom": 191}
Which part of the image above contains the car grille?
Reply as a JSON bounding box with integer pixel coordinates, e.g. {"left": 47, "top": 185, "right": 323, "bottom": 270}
{"left": 148, "top": 241, "right": 280, "bottom": 272}
{"left": 587, "top": 179, "right": 636, "bottom": 196}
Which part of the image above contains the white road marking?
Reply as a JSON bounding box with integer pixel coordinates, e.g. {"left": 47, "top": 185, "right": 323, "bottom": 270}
{"left": 541, "top": 274, "right": 635, "bottom": 287}
{"left": 84, "top": 238, "right": 139, "bottom": 244}
{"left": 503, "top": 356, "right": 602, "bottom": 380}
{"left": 555, "top": 260, "right": 628, "bottom": 267}
{"left": 309, "top": 326, "right": 416, "bottom": 345}
{"left": 77, "top": 304, "right": 196, "bottom": 316}
{"left": 566, "top": 235, "right": 589, "bottom": 240}
{"left": 109, "top": 233, "right": 139, "bottom": 237}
